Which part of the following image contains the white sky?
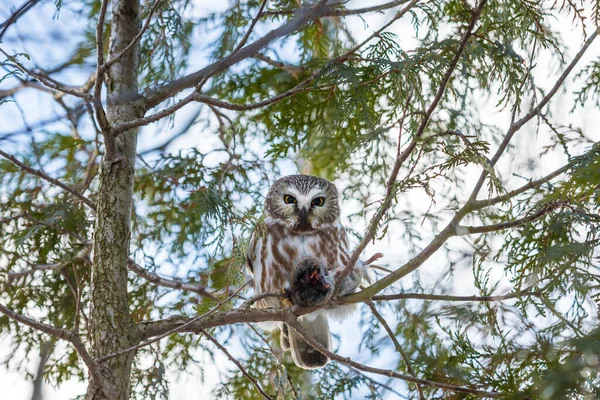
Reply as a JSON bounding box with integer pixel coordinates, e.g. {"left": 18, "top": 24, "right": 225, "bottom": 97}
{"left": 1, "top": 0, "right": 599, "bottom": 399}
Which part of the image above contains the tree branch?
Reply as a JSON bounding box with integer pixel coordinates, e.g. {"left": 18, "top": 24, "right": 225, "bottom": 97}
{"left": 0, "top": 48, "right": 92, "bottom": 101}
{"left": 470, "top": 163, "right": 571, "bottom": 210}
{"left": 0, "top": 302, "right": 111, "bottom": 396}
{"left": 372, "top": 288, "right": 540, "bottom": 302}
{"left": 457, "top": 201, "right": 568, "bottom": 235}
{"left": 93, "top": 0, "right": 110, "bottom": 135}
{"left": 99, "top": 281, "right": 251, "bottom": 361}
{"left": 126, "top": 259, "right": 217, "bottom": 300}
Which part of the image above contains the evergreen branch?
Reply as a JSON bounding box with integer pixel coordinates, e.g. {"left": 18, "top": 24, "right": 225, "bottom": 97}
{"left": 286, "top": 317, "right": 506, "bottom": 398}
{"left": 263, "top": 0, "right": 411, "bottom": 17}
{"left": 0, "top": 149, "right": 97, "bottom": 211}
{"left": 3, "top": 215, "right": 212, "bottom": 298}
{"left": 368, "top": 302, "right": 425, "bottom": 400}
{"left": 111, "top": 80, "right": 326, "bottom": 134}
{"left": 126, "top": 259, "right": 217, "bottom": 300}
{"left": 335, "top": 0, "right": 487, "bottom": 295}
{"left": 202, "top": 331, "right": 274, "bottom": 400}
{"left": 114, "top": 0, "right": 420, "bottom": 135}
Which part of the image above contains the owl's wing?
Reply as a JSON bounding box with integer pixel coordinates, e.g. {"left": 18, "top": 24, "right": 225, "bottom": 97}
{"left": 246, "top": 227, "right": 261, "bottom": 276}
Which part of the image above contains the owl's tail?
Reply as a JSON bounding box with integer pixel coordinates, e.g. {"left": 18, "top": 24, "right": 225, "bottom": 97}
{"left": 288, "top": 314, "right": 330, "bottom": 369}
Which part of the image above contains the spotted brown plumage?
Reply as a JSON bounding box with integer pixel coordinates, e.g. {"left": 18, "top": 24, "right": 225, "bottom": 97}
{"left": 246, "top": 174, "right": 370, "bottom": 369}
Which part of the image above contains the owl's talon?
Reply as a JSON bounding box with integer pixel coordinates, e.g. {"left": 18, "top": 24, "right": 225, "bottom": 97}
{"left": 282, "top": 288, "right": 293, "bottom": 307}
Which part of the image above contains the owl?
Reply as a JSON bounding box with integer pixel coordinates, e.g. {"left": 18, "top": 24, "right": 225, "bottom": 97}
{"left": 246, "top": 174, "right": 369, "bottom": 369}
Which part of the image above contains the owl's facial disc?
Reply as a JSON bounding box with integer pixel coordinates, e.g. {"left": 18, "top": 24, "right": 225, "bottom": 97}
{"left": 282, "top": 187, "right": 327, "bottom": 231}
{"left": 265, "top": 175, "right": 340, "bottom": 230}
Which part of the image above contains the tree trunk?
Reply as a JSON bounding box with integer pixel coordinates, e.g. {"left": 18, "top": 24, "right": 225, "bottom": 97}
{"left": 86, "top": 0, "right": 142, "bottom": 398}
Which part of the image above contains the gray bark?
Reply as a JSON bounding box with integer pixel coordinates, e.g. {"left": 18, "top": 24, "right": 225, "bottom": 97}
{"left": 86, "top": 0, "right": 143, "bottom": 398}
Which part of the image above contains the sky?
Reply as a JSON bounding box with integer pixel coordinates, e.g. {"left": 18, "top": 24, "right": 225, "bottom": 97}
{"left": 1, "top": 0, "right": 600, "bottom": 399}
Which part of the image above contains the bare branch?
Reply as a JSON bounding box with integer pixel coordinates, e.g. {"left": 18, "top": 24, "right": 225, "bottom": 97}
{"left": 0, "top": 0, "right": 42, "bottom": 41}
{"left": 458, "top": 201, "right": 568, "bottom": 235}
{"left": 230, "top": 0, "right": 269, "bottom": 56}
{"left": 470, "top": 163, "right": 571, "bottom": 210}
{"left": 101, "top": 0, "right": 163, "bottom": 72}
{"left": 0, "top": 48, "right": 92, "bottom": 101}
{"left": 0, "top": 149, "right": 97, "bottom": 211}
{"left": 202, "top": 331, "right": 273, "bottom": 400}
{"left": 126, "top": 259, "right": 217, "bottom": 300}
{"left": 93, "top": 0, "right": 110, "bottom": 135}
{"left": 0, "top": 302, "right": 71, "bottom": 340}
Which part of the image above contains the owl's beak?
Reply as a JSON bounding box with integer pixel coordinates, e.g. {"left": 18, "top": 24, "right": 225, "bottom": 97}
{"left": 298, "top": 206, "right": 309, "bottom": 225}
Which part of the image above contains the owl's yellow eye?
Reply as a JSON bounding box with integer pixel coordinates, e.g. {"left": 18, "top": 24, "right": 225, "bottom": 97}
{"left": 284, "top": 195, "right": 297, "bottom": 204}
{"left": 311, "top": 197, "right": 325, "bottom": 207}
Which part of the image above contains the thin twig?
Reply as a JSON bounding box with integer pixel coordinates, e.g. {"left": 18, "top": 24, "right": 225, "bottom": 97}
{"left": 202, "top": 331, "right": 273, "bottom": 400}
{"left": 101, "top": 0, "right": 163, "bottom": 72}
{"left": 368, "top": 302, "right": 425, "bottom": 399}
{"left": 0, "top": 0, "right": 41, "bottom": 40}
{"left": 372, "top": 289, "right": 540, "bottom": 302}
{"left": 0, "top": 149, "right": 96, "bottom": 211}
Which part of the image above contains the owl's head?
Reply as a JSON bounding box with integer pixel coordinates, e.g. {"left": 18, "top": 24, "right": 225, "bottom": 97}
{"left": 264, "top": 175, "right": 340, "bottom": 231}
